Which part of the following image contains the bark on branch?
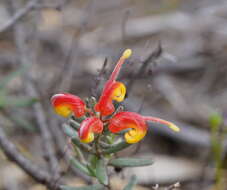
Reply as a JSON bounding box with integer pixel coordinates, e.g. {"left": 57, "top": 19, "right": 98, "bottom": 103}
{"left": 0, "top": 127, "right": 61, "bottom": 189}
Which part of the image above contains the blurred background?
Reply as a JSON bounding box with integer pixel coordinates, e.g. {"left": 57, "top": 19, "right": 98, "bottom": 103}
{"left": 0, "top": 0, "right": 227, "bottom": 189}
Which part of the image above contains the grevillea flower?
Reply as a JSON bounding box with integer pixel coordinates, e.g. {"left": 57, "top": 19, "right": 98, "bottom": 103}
{"left": 51, "top": 49, "right": 180, "bottom": 144}
{"left": 109, "top": 112, "right": 180, "bottom": 144}
{"left": 95, "top": 49, "right": 132, "bottom": 116}
{"left": 78, "top": 117, "right": 103, "bottom": 143}
{"left": 51, "top": 93, "right": 86, "bottom": 118}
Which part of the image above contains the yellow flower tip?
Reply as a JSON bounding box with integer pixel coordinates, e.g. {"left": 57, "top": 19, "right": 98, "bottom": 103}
{"left": 111, "top": 82, "right": 126, "bottom": 102}
{"left": 80, "top": 133, "right": 94, "bottom": 143}
{"left": 122, "top": 49, "right": 132, "bottom": 59}
{"left": 55, "top": 105, "right": 72, "bottom": 118}
{"left": 169, "top": 123, "right": 180, "bottom": 132}
{"left": 124, "top": 129, "right": 147, "bottom": 144}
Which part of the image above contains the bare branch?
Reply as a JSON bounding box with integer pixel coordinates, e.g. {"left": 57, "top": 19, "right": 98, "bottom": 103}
{"left": 126, "top": 43, "right": 162, "bottom": 93}
{"left": 9, "top": 0, "right": 60, "bottom": 179}
{"left": 0, "top": 0, "right": 69, "bottom": 34}
{"left": 0, "top": 127, "right": 62, "bottom": 189}
{"left": 0, "top": 0, "right": 39, "bottom": 33}
{"left": 27, "top": 85, "right": 60, "bottom": 178}
{"left": 91, "top": 57, "right": 108, "bottom": 97}
{"left": 33, "top": 0, "right": 69, "bottom": 10}
{"left": 153, "top": 75, "right": 213, "bottom": 125}
{"left": 48, "top": 0, "right": 94, "bottom": 93}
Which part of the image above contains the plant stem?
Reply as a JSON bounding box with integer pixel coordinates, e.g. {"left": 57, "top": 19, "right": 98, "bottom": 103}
{"left": 74, "top": 145, "right": 86, "bottom": 164}
{"left": 95, "top": 135, "right": 102, "bottom": 157}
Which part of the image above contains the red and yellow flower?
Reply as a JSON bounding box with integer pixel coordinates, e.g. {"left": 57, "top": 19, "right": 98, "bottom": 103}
{"left": 109, "top": 112, "right": 179, "bottom": 144}
{"left": 51, "top": 93, "right": 86, "bottom": 118}
{"left": 94, "top": 49, "right": 132, "bottom": 116}
{"left": 78, "top": 117, "right": 103, "bottom": 143}
{"left": 51, "top": 49, "right": 180, "bottom": 144}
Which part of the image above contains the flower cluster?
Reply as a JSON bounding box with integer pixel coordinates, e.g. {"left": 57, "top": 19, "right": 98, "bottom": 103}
{"left": 51, "top": 49, "right": 179, "bottom": 144}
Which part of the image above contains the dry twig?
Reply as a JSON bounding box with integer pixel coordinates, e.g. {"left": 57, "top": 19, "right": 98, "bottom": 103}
{"left": 9, "top": 0, "right": 60, "bottom": 180}
{"left": 126, "top": 42, "right": 162, "bottom": 93}
{"left": 91, "top": 57, "right": 108, "bottom": 97}
{"left": 0, "top": 0, "right": 68, "bottom": 33}
{"left": 0, "top": 0, "right": 39, "bottom": 33}
{"left": 0, "top": 127, "right": 61, "bottom": 190}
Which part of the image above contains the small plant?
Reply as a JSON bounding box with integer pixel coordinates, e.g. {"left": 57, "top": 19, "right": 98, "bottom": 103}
{"left": 51, "top": 49, "right": 180, "bottom": 190}
{"left": 209, "top": 112, "right": 227, "bottom": 190}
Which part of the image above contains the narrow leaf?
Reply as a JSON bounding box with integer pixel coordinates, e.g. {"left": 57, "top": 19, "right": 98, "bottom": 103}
{"left": 60, "top": 184, "right": 104, "bottom": 190}
{"left": 86, "top": 155, "right": 99, "bottom": 177}
{"left": 109, "top": 157, "right": 153, "bottom": 167}
{"left": 70, "top": 158, "right": 91, "bottom": 176}
{"left": 71, "top": 136, "right": 93, "bottom": 153}
{"left": 96, "top": 159, "right": 108, "bottom": 185}
{"left": 62, "top": 124, "right": 77, "bottom": 138}
{"left": 89, "top": 155, "right": 99, "bottom": 168}
{"left": 86, "top": 164, "right": 96, "bottom": 177}
{"left": 102, "top": 141, "right": 131, "bottom": 154}
{"left": 64, "top": 126, "right": 93, "bottom": 153}
{"left": 123, "top": 175, "right": 137, "bottom": 190}
{"left": 69, "top": 119, "right": 80, "bottom": 130}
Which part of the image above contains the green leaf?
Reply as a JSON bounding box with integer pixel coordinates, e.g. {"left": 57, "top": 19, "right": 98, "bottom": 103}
{"left": 87, "top": 154, "right": 98, "bottom": 177}
{"left": 62, "top": 124, "right": 77, "bottom": 138}
{"left": 86, "top": 155, "right": 99, "bottom": 177}
{"left": 70, "top": 158, "right": 91, "bottom": 176}
{"left": 69, "top": 119, "right": 80, "bottom": 130}
{"left": 86, "top": 164, "right": 96, "bottom": 177}
{"left": 71, "top": 137, "right": 93, "bottom": 153}
{"left": 60, "top": 184, "right": 104, "bottom": 190}
{"left": 106, "top": 133, "right": 116, "bottom": 144}
{"left": 96, "top": 159, "right": 108, "bottom": 185}
{"left": 123, "top": 175, "right": 137, "bottom": 190}
{"left": 109, "top": 157, "right": 153, "bottom": 167}
{"left": 89, "top": 155, "right": 99, "bottom": 168}
{"left": 72, "top": 115, "right": 86, "bottom": 123}
{"left": 64, "top": 126, "right": 93, "bottom": 153}
{"left": 102, "top": 141, "right": 131, "bottom": 154}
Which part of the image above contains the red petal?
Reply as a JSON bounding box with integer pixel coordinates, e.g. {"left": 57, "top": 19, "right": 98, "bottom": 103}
{"left": 94, "top": 81, "right": 116, "bottom": 116}
{"left": 51, "top": 93, "right": 86, "bottom": 117}
{"left": 78, "top": 117, "right": 103, "bottom": 142}
{"left": 109, "top": 112, "right": 147, "bottom": 143}
{"left": 95, "top": 49, "right": 131, "bottom": 116}
{"left": 109, "top": 112, "right": 147, "bottom": 133}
